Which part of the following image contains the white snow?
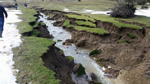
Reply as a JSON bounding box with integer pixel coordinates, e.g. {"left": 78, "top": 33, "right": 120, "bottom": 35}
{"left": 0, "top": 9, "right": 22, "bottom": 84}
{"left": 63, "top": 8, "right": 150, "bottom": 17}
{"left": 135, "top": 8, "right": 150, "bottom": 17}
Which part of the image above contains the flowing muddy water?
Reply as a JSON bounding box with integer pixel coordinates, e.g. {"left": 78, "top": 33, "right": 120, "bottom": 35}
{"left": 38, "top": 13, "right": 120, "bottom": 84}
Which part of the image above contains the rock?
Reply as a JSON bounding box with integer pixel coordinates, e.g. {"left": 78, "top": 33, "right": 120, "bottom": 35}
{"left": 91, "top": 73, "right": 97, "bottom": 81}
{"left": 73, "top": 64, "right": 80, "bottom": 73}
{"left": 13, "top": 69, "right": 18, "bottom": 76}
{"left": 73, "top": 64, "right": 86, "bottom": 76}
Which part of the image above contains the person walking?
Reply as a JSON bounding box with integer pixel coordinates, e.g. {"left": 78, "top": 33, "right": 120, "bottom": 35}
{"left": 0, "top": 6, "right": 8, "bottom": 38}
{"left": 24, "top": 3, "right": 27, "bottom": 9}
{"left": 15, "top": 3, "right": 18, "bottom": 10}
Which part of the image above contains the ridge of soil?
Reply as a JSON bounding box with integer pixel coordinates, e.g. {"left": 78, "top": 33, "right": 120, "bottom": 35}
{"left": 41, "top": 44, "right": 76, "bottom": 84}
{"left": 34, "top": 7, "right": 150, "bottom": 84}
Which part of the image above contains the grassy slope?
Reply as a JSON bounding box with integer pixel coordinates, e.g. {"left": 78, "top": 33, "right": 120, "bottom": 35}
{"left": 75, "top": 20, "right": 96, "bottom": 27}
{"left": 13, "top": 6, "right": 60, "bottom": 84}
{"left": 89, "top": 14, "right": 150, "bottom": 28}
{"left": 63, "top": 19, "right": 109, "bottom": 35}
{"left": 66, "top": 14, "right": 142, "bottom": 29}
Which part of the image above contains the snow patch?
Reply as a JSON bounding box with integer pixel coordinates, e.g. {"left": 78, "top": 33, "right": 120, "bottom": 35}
{"left": 0, "top": 8, "right": 22, "bottom": 84}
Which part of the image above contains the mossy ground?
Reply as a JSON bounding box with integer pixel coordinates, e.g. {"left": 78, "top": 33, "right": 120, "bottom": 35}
{"left": 13, "top": 6, "right": 60, "bottom": 84}
{"left": 77, "top": 64, "right": 86, "bottom": 77}
{"left": 66, "top": 56, "right": 74, "bottom": 61}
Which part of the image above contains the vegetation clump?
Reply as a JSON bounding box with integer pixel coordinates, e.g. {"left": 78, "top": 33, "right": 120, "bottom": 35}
{"left": 89, "top": 49, "right": 100, "bottom": 56}
{"left": 111, "top": 0, "right": 136, "bottom": 18}
{"left": 119, "top": 40, "right": 128, "bottom": 45}
{"left": 119, "top": 40, "right": 126, "bottom": 43}
{"left": 57, "top": 39, "right": 62, "bottom": 42}
{"left": 97, "top": 58, "right": 104, "bottom": 66}
{"left": 41, "top": 22, "right": 46, "bottom": 26}
{"left": 66, "top": 56, "right": 74, "bottom": 61}
{"left": 77, "top": 64, "right": 86, "bottom": 76}
{"left": 126, "top": 32, "right": 136, "bottom": 39}
{"left": 31, "top": 29, "right": 40, "bottom": 36}
{"left": 59, "top": 49, "right": 64, "bottom": 54}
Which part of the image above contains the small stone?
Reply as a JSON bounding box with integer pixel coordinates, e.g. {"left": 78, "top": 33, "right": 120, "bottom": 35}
{"left": 13, "top": 70, "right": 18, "bottom": 76}
{"left": 102, "top": 67, "right": 105, "bottom": 71}
{"left": 108, "top": 66, "right": 111, "bottom": 69}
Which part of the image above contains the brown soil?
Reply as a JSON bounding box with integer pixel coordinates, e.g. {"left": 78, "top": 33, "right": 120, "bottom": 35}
{"left": 34, "top": 7, "right": 150, "bottom": 84}
{"left": 41, "top": 44, "right": 76, "bottom": 84}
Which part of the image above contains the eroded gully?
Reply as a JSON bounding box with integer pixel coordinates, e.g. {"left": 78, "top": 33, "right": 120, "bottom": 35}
{"left": 38, "top": 13, "right": 121, "bottom": 84}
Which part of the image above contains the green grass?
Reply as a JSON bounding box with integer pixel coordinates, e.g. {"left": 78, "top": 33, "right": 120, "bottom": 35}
{"left": 66, "top": 56, "right": 74, "bottom": 61}
{"left": 89, "top": 50, "right": 100, "bottom": 56}
{"left": 118, "top": 40, "right": 128, "bottom": 45}
{"left": 59, "top": 49, "right": 64, "bottom": 54}
{"left": 13, "top": 6, "right": 60, "bottom": 84}
{"left": 41, "top": 22, "right": 46, "bottom": 26}
{"left": 57, "top": 39, "right": 62, "bottom": 42}
{"left": 16, "top": 6, "right": 38, "bottom": 33}
{"left": 77, "top": 64, "right": 86, "bottom": 77}
{"left": 99, "top": 58, "right": 104, "bottom": 62}
{"left": 63, "top": 19, "right": 109, "bottom": 35}
{"left": 33, "top": 22, "right": 39, "bottom": 28}
{"left": 13, "top": 37, "right": 59, "bottom": 84}
{"left": 74, "top": 26, "right": 109, "bottom": 35}
{"left": 15, "top": 0, "right": 116, "bottom": 11}
{"left": 75, "top": 20, "right": 96, "bottom": 27}
{"left": 66, "top": 14, "right": 95, "bottom": 22}
{"left": 121, "top": 16, "right": 150, "bottom": 27}
{"left": 126, "top": 32, "right": 136, "bottom": 39}
{"left": 97, "top": 58, "right": 104, "bottom": 66}
{"left": 63, "top": 19, "right": 72, "bottom": 27}
{"left": 31, "top": 29, "right": 40, "bottom": 37}
{"left": 88, "top": 14, "right": 142, "bottom": 29}
{"left": 119, "top": 40, "right": 126, "bottom": 43}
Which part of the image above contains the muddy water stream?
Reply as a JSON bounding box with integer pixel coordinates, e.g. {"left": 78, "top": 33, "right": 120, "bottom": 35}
{"left": 38, "top": 13, "right": 115, "bottom": 84}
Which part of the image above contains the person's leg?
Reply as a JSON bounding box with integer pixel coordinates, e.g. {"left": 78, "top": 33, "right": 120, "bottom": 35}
{"left": 15, "top": 6, "right": 17, "bottom": 10}
{"left": 0, "top": 18, "right": 4, "bottom": 38}
{"left": 0, "top": 30, "right": 3, "bottom": 38}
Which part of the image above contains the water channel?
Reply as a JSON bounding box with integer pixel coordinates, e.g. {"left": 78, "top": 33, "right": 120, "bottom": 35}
{"left": 38, "top": 13, "right": 115, "bottom": 84}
